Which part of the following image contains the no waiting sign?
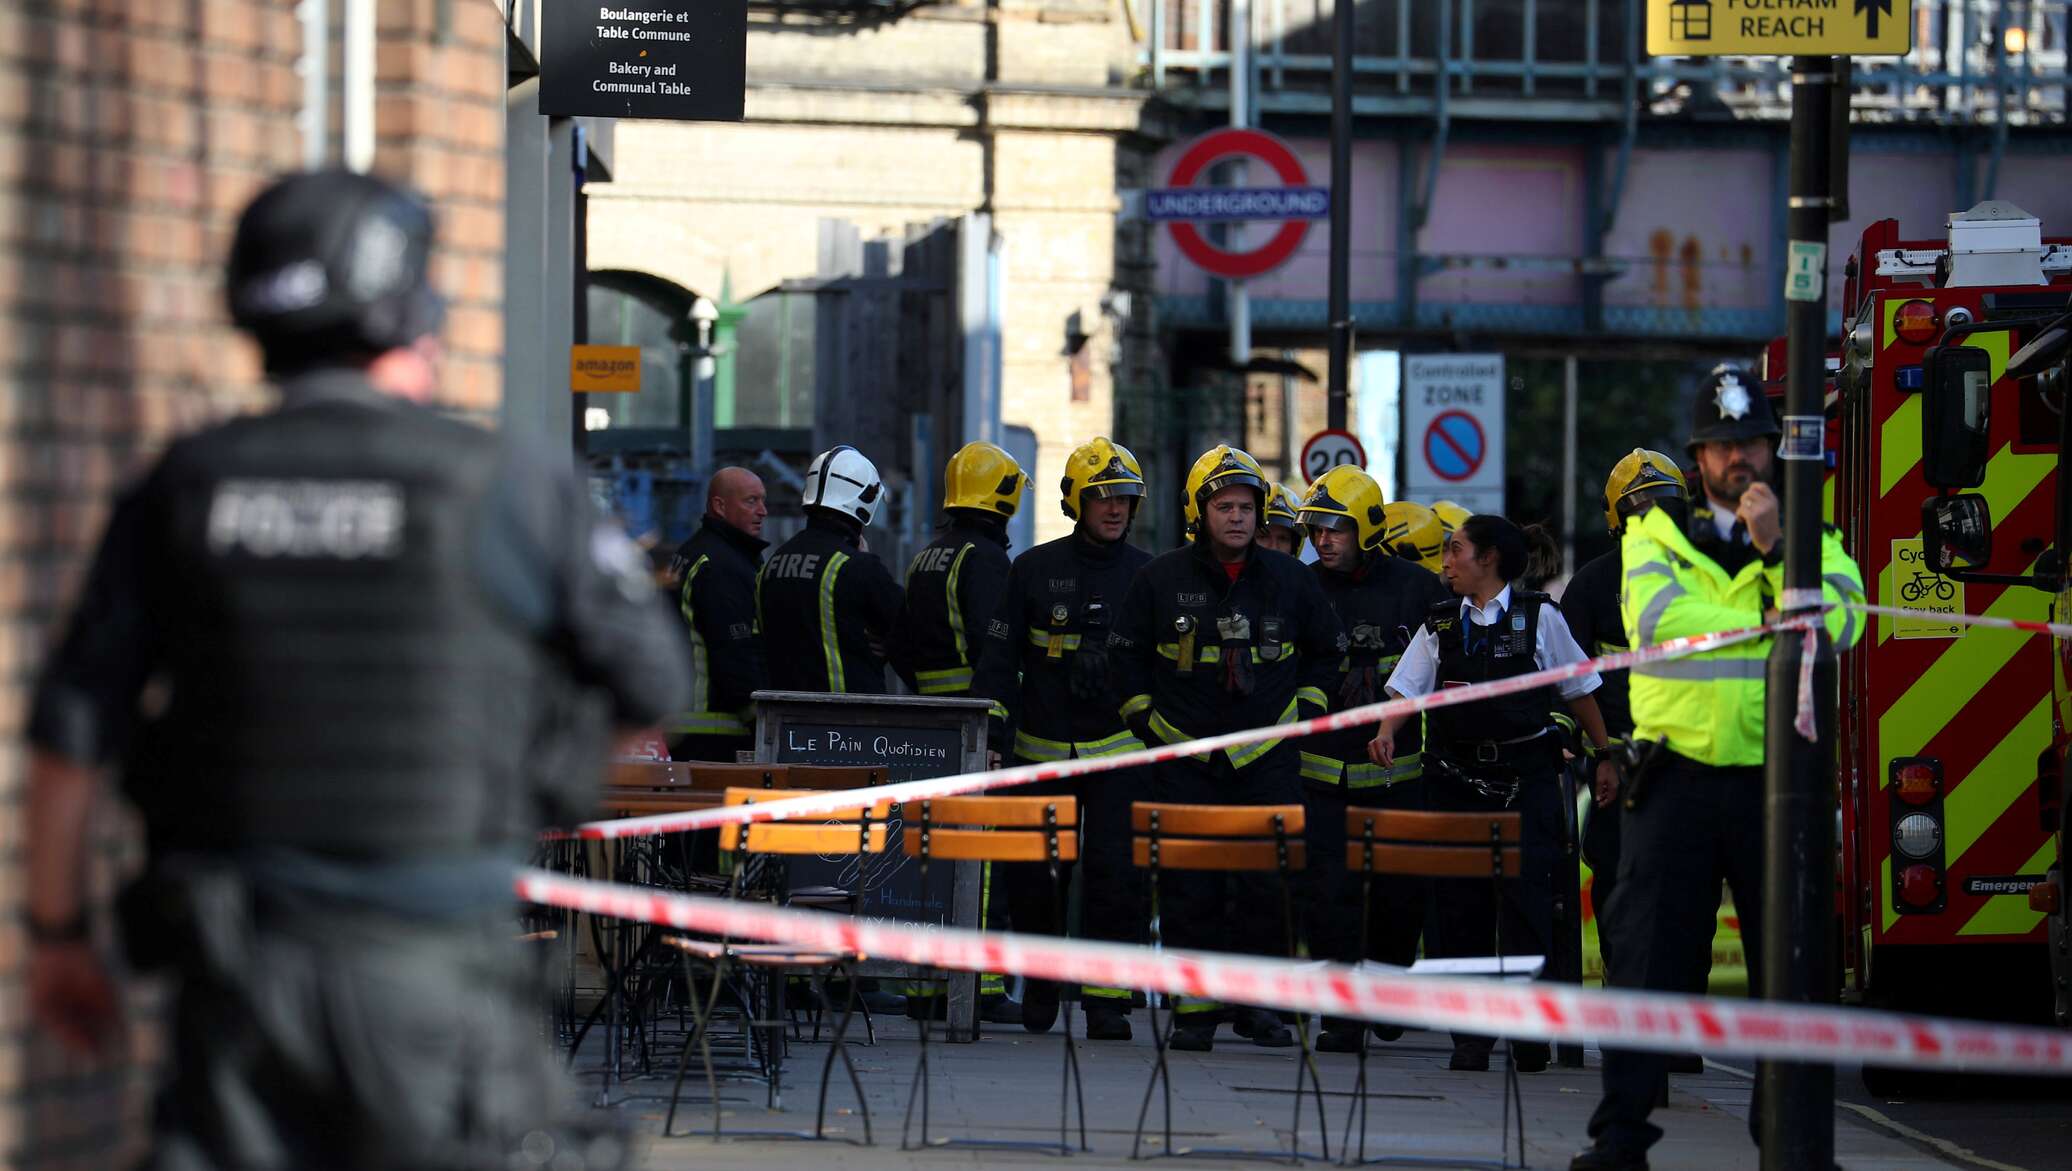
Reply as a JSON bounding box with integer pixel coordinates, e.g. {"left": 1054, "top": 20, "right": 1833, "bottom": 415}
{"left": 1403, "top": 354, "right": 1505, "bottom": 516}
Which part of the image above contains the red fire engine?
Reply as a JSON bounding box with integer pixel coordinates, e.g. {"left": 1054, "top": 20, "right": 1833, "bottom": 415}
{"left": 1830, "top": 202, "right": 2072, "bottom": 1076}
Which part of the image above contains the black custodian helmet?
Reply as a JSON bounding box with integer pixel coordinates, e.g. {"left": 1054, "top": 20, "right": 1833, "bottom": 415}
{"left": 1686, "top": 364, "right": 1781, "bottom": 457}
{"left": 226, "top": 170, "right": 445, "bottom": 371}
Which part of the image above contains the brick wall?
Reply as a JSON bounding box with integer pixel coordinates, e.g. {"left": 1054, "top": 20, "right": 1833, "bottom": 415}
{"left": 0, "top": 2, "right": 508, "bottom": 1164}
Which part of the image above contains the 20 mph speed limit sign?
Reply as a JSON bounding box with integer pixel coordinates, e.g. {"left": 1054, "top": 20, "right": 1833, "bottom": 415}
{"left": 1299, "top": 429, "right": 1367, "bottom": 481}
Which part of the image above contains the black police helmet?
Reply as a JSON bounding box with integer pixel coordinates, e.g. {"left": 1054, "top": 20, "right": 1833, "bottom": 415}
{"left": 226, "top": 170, "right": 444, "bottom": 372}
{"left": 1686, "top": 364, "right": 1781, "bottom": 454}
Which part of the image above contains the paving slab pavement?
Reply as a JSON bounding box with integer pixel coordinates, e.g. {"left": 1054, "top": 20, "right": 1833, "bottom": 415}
{"left": 571, "top": 1013, "right": 1961, "bottom": 1170}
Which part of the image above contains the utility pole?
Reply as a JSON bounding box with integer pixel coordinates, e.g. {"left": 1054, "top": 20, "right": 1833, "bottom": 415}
{"left": 1325, "top": 0, "right": 1352, "bottom": 431}
{"left": 1759, "top": 52, "right": 1839, "bottom": 1171}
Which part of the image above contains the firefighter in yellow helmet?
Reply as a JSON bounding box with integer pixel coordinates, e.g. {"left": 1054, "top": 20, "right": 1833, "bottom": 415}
{"left": 1430, "top": 500, "right": 1471, "bottom": 542}
{"left": 974, "top": 437, "right": 1154, "bottom": 1039}
{"left": 1560, "top": 449, "right": 1701, "bottom": 1072}
{"left": 890, "top": 440, "right": 1027, "bottom": 1024}
{"left": 1380, "top": 500, "right": 1447, "bottom": 576}
{"left": 1109, "top": 444, "right": 1346, "bottom": 1050}
{"left": 1294, "top": 467, "right": 1451, "bottom": 1052}
{"left": 1258, "top": 481, "right": 1305, "bottom": 556}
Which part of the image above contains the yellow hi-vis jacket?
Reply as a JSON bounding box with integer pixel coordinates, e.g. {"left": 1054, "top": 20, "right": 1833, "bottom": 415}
{"left": 1620, "top": 507, "right": 1864, "bottom": 767}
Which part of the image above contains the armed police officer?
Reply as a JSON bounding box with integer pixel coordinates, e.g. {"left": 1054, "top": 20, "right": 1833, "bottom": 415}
{"left": 669, "top": 466, "right": 769, "bottom": 762}
{"left": 889, "top": 440, "right": 1026, "bottom": 1024}
{"left": 1110, "top": 445, "right": 1346, "bottom": 1052}
{"left": 1369, "top": 515, "right": 1612, "bottom": 1074}
{"left": 759, "top": 446, "right": 905, "bottom": 694}
{"left": 25, "top": 171, "right": 689, "bottom": 1171}
{"left": 974, "top": 438, "right": 1154, "bottom": 1040}
{"left": 1570, "top": 369, "right": 1864, "bottom": 1171}
{"left": 1295, "top": 467, "right": 1451, "bottom": 1054}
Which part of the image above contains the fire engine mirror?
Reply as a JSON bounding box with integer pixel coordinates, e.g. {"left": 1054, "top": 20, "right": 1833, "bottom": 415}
{"left": 1920, "top": 494, "right": 1993, "bottom": 573}
{"left": 2005, "top": 309, "right": 2072, "bottom": 381}
{"left": 1920, "top": 344, "right": 1994, "bottom": 489}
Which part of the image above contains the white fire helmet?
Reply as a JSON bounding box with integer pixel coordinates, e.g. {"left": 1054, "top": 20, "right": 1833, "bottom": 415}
{"left": 802, "top": 445, "right": 885, "bottom": 526}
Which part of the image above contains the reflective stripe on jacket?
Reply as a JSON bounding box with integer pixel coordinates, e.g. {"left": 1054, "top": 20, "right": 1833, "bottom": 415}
{"left": 1621, "top": 506, "right": 1864, "bottom": 766}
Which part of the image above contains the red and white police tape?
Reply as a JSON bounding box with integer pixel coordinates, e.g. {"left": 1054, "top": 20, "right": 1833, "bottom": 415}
{"left": 1848, "top": 601, "right": 2072, "bottom": 639}
{"left": 572, "top": 617, "right": 1819, "bottom": 841}
{"left": 514, "top": 868, "right": 2072, "bottom": 1075}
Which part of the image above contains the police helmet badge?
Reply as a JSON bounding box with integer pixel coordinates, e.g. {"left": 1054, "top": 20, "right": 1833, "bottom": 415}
{"left": 1715, "top": 372, "right": 1752, "bottom": 420}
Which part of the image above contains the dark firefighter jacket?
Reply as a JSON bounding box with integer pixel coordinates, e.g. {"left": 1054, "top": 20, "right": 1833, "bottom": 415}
{"left": 889, "top": 512, "right": 1011, "bottom": 696}
{"left": 971, "top": 529, "right": 1152, "bottom": 761}
{"left": 669, "top": 514, "right": 768, "bottom": 737}
{"left": 1301, "top": 553, "right": 1452, "bottom": 788}
{"left": 1110, "top": 540, "right": 1346, "bottom": 770}
{"left": 1560, "top": 547, "right": 1632, "bottom": 737}
{"left": 757, "top": 511, "right": 904, "bottom": 694}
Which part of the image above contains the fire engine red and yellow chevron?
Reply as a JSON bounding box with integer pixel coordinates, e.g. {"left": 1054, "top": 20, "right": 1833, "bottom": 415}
{"left": 1853, "top": 298, "right": 2061, "bottom": 951}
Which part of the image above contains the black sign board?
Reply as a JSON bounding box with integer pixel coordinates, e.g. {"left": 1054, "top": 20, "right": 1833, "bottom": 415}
{"left": 772, "top": 721, "right": 966, "bottom": 925}
{"left": 540, "top": 1, "right": 747, "bottom": 122}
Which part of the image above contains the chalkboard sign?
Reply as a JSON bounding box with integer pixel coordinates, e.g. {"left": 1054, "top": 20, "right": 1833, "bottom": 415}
{"left": 540, "top": 1, "right": 747, "bottom": 122}
{"left": 755, "top": 693, "right": 989, "bottom": 927}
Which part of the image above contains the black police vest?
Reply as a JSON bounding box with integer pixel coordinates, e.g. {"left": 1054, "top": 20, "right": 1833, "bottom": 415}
{"left": 130, "top": 396, "right": 541, "bottom": 858}
{"left": 1423, "top": 592, "right": 1560, "bottom": 752}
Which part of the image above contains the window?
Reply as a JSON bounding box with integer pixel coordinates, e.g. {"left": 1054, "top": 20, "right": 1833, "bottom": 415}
{"left": 587, "top": 271, "right": 693, "bottom": 437}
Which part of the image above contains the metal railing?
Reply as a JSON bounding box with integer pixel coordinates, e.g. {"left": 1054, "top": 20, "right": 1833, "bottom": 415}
{"left": 1136, "top": 0, "right": 2070, "bottom": 123}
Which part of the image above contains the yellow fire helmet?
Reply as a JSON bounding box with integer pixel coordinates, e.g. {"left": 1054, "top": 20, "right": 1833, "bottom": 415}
{"left": 1296, "top": 465, "right": 1387, "bottom": 551}
{"left": 943, "top": 440, "right": 1027, "bottom": 518}
{"left": 1182, "top": 444, "right": 1269, "bottom": 532}
{"left": 1263, "top": 482, "right": 1303, "bottom": 532}
{"left": 1381, "top": 500, "right": 1447, "bottom": 573}
{"left": 1429, "top": 499, "right": 1471, "bottom": 539}
{"left": 1604, "top": 447, "right": 1689, "bottom": 535}
{"left": 1059, "top": 436, "right": 1146, "bottom": 521}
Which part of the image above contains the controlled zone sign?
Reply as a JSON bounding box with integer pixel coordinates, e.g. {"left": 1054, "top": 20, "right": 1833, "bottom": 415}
{"left": 1403, "top": 354, "right": 1506, "bottom": 516}
{"left": 1153, "top": 128, "right": 1324, "bottom": 280}
{"left": 1648, "top": 0, "right": 1913, "bottom": 57}
{"left": 1300, "top": 429, "right": 1367, "bottom": 482}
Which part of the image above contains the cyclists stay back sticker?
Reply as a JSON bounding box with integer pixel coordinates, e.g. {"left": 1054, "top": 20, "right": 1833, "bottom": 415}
{"left": 1889, "top": 537, "right": 1964, "bottom": 640}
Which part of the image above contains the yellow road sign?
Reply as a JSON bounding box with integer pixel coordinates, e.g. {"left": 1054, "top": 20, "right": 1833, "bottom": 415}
{"left": 1648, "top": 0, "right": 1913, "bottom": 57}
{"left": 570, "top": 344, "right": 642, "bottom": 393}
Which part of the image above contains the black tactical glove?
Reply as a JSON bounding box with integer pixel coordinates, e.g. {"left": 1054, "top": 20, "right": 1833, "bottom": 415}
{"left": 1069, "top": 644, "right": 1110, "bottom": 703}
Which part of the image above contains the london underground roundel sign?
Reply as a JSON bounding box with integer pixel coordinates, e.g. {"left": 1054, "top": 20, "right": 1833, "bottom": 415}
{"left": 1153, "top": 128, "right": 1324, "bottom": 281}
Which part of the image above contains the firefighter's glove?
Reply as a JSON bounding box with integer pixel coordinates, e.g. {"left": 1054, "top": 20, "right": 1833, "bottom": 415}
{"left": 1337, "top": 664, "right": 1378, "bottom": 710}
{"left": 1068, "top": 644, "right": 1110, "bottom": 703}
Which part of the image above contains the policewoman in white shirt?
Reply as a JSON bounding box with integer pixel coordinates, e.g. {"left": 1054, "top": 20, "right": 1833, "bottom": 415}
{"left": 1368, "top": 514, "right": 1611, "bottom": 1074}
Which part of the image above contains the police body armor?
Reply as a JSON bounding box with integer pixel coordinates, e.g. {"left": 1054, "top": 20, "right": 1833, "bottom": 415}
{"left": 1424, "top": 592, "right": 1562, "bottom": 785}
{"left": 127, "top": 390, "right": 550, "bottom": 858}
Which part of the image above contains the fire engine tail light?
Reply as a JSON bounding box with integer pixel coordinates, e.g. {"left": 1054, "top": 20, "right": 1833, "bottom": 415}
{"left": 1893, "top": 299, "right": 1941, "bottom": 345}
{"left": 1893, "top": 813, "right": 1942, "bottom": 859}
{"left": 1893, "top": 762, "right": 1938, "bottom": 805}
{"left": 1899, "top": 864, "right": 1942, "bottom": 908}
{"left": 1888, "top": 757, "right": 1947, "bottom": 915}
